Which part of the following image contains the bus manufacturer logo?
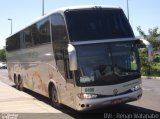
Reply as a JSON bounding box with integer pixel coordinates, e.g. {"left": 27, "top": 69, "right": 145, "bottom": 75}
{"left": 113, "top": 89, "right": 118, "bottom": 95}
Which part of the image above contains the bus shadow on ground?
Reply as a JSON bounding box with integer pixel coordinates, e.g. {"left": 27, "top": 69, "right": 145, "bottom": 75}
{"left": 14, "top": 87, "right": 160, "bottom": 119}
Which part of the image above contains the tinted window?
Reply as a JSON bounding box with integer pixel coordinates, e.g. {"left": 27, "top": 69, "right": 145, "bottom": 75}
{"left": 65, "top": 9, "right": 134, "bottom": 41}
{"left": 54, "top": 49, "right": 73, "bottom": 79}
{"left": 51, "top": 14, "right": 68, "bottom": 41}
{"left": 29, "top": 18, "right": 51, "bottom": 46}
{"left": 24, "top": 27, "right": 33, "bottom": 48}
{"left": 6, "top": 33, "right": 20, "bottom": 51}
{"left": 76, "top": 42, "right": 140, "bottom": 86}
{"left": 51, "top": 14, "right": 72, "bottom": 79}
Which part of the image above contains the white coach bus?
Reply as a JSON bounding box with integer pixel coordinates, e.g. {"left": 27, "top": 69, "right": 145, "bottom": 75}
{"left": 6, "top": 5, "right": 142, "bottom": 111}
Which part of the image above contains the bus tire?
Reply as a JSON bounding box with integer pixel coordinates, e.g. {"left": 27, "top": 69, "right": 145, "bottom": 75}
{"left": 14, "top": 74, "right": 18, "bottom": 89}
{"left": 50, "top": 85, "right": 61, "bottom": 108}
{"left": 18, "top": 75, "right": 23, "bottom": 91}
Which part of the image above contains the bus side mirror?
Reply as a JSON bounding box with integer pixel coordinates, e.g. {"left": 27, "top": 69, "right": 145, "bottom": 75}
{"left": 68, "top": 44, "right": 78, "bottom": 71}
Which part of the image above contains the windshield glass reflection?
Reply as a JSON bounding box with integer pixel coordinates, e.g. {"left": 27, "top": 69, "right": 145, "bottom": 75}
{"left": 76, "top": 42, "right": 140, "bottom": 85}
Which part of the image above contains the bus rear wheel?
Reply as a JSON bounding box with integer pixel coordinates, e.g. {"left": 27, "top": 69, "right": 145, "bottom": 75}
{"left": 14, "top": 75, "right": 18, "bottom": 89}
{"left": 50, "top": 86, "right": 61, "bottom": 108}
{"left": 18, "top": 75, "right": 23, "bottom": 91}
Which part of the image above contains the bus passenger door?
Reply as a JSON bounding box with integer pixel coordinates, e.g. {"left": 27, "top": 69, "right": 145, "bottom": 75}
{"left": 63, "top": 50, "right": 77, "bottom": 108}
{"left": 50, "top": 13, "right": 76, "bottom": 108}
{"left": 54, "top": 49, "right": 76, "bottom": 108}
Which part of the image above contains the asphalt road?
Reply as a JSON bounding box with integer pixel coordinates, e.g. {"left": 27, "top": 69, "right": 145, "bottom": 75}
{"left": 0, "top": 69, "right": 14, "bottom": 85}
{"left": 0, "top": 69, "right": 160, "bottom": 119}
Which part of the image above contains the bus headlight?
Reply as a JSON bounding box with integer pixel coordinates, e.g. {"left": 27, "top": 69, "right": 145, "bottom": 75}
{"left": 78, "top": 93, "right": 98, "bottom": 99}
{"left": 131, "top": 84, "right": 142, "bottom": 91}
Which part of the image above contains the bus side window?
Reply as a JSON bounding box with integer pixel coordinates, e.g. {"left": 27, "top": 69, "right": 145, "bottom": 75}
{"left": 51, "top": 14, "right": 68, "bottom": 42}
{"left": 51, "top": 13, "right": 72, "bottom": 80}
{"left": 55, "top": 49, "right": 66, "bottom": 78}
{"left": 35, "top": 18, "right": 51, "bottom": 45}
{"left": 55, "top": 49, "right": 73, "bottom": 80}
{"left": 24, "top": 27, "right": 33, "bottom": 48}
{"left": 6, "top": 33, "right": 20, "bottom": 51}
{"left": 63, "top": 50, "right": 73, "bottom": 79}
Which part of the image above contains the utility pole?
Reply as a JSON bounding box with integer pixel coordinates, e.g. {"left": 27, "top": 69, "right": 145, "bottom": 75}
{"left": 42, "top": 0, "right": 44, "bottom": 16}
{"left": 127, "top": 0, "right": 129, "bottom": 21}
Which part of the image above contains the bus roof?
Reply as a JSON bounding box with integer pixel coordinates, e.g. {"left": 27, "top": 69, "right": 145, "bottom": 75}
{"left": 54, "top": 5, "right": 121, "bottom": 12}
{"left": 6, "top": 5, "right": 121, "bottom": 39}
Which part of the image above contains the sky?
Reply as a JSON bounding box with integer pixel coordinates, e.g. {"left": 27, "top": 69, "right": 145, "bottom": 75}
{"left": 0, "top": 0, "right": 160, "bottom": 49}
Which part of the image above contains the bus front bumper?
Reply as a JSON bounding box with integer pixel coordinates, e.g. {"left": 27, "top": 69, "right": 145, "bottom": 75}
{"left": 76, "top": 89, "right": 142, "bottom": 111}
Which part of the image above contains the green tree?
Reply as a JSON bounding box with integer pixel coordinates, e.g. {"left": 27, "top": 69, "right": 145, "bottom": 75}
{"left": 137, "top": 26, "right": 160, "bottom": 76}
{"left": 0, "top": 49, "right": 6, "bottom": 62}
{"left": 137, "top": 26, "right": 160, "bottom": 49}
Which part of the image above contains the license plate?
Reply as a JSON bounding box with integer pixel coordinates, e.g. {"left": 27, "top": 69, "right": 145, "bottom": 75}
{"left": 111, "top": 99, "right": 122, "bottom": 104}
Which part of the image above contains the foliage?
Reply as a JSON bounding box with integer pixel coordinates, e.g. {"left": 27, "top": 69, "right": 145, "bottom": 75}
{"left": 137, "top": 26, "right": 160, "bottom": 49}
{"left": 153, "top": 54, "right": 160, "bottom": 62}
{"left": 0, "top": 49, "right": 6, "bottom": 62}
{"left": 137, "top": 26, "right": 160, "bottom": 77}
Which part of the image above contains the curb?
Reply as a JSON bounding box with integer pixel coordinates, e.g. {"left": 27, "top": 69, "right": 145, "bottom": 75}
{"left": 142, "top": 76, "right": 160, "bottom": 80}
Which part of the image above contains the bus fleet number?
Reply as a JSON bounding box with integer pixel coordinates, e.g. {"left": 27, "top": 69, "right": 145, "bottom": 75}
{"left": 85, "top": 88, "right": 94, "bottom": 92}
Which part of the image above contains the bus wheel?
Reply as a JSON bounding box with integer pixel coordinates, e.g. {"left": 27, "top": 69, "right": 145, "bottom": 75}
{"left": 18, "top": 75, "right": 23, "bottom": 91}
{"left": 14, "top": 74, "right": 18, "bottom": 89}
{"left": 51, "top": 86, "right": 61, "bottom": 108}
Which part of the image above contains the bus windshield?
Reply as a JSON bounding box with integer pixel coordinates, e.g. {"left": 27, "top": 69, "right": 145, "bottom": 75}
{"left": 75, "top": 42, "right": 140, "bottom": 86}
{"left": 65, "top": 9, "right": 134, "bottom": 41}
